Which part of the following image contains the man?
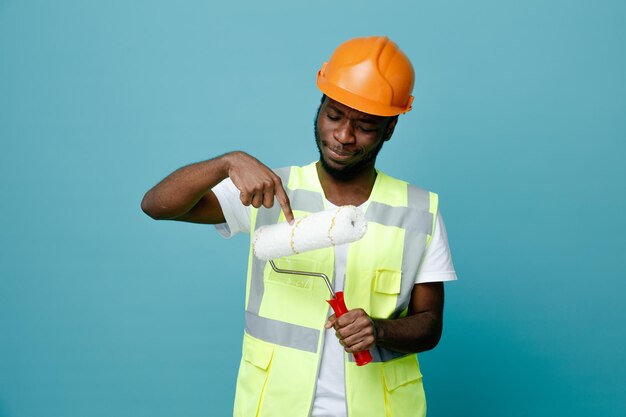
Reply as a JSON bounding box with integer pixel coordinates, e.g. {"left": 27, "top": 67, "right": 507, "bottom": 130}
{"left": 142, "top": 36, "right": 457, "bottom": 417}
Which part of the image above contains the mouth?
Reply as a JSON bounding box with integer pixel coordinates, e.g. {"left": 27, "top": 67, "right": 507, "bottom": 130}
{"left": 327, "top": 146, "right": 355, "bottom": 162}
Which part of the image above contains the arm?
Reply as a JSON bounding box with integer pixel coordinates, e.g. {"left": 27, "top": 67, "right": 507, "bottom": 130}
{"left": 326, "top": 281, "right": 444, "bottom": 354}
{"left": 141, "top": 151, "right": 294, "bottom": 224}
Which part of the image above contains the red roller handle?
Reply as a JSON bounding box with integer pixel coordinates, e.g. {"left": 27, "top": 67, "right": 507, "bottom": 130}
{"left": 326, "top": 291, "right": 373, "bottom": 366}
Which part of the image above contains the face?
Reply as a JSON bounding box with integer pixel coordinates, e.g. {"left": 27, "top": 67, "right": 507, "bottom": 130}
{"left": 314, "top": 97, "right": 397, "bottom": 179}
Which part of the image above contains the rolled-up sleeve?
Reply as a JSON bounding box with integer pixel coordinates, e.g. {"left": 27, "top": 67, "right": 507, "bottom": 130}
{"left": 211, "top": 178, "right": 251, "bottom": 238}
{"left": 415, "top": 211, "right": 458, "bottom": 284}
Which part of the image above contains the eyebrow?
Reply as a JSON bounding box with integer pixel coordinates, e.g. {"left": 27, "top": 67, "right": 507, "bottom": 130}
{"left": 327, "top": 105, "right": 382, "bottom": 125}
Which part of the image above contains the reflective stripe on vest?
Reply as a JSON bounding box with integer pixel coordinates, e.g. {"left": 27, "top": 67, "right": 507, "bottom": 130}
{"left": 245, "top": 310, "right": 319, "bottom": 353}
{"left": 246, "top": 167, "right": 294, "bottom": 316}
{"left": 245, "top": 164, "right": 436, "bottom": 362}
{"left": 349, "top": 186, "right": 434, "bottom": 363}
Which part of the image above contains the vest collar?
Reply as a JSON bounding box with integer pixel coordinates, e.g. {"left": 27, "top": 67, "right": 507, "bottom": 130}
{"left": 301, "top": 161, "right": 390, "bottom": 212}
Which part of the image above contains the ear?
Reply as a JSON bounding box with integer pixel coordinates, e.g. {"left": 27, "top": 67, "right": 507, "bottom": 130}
{"left": 384, "top": 116, "right": 398, "bottom": 141}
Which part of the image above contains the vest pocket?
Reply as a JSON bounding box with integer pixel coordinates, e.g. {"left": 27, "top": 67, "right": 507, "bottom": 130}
{"left": 374, "top": 269, "right": 402, "bottom": 294}
{"left": 382, "top": 355, "right": 426, "bottom": 417}
{"left": 243, "top": 333, "right": 274, "bottom": 370}
{"left": 369, "top": 269, "right": 402, "bottom": 318}
{"left": 265, "top": 257, "right": 320, "bottom": 292}
{"left": 234, "top": 333, "right": 274, "bottom": 417}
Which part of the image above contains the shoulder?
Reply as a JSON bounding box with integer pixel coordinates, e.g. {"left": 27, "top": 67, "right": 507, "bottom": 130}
{"left": 272, "top": 166, "right": 292, "bottom": 180}
{"left": 279, "top": 162, "right": 320, "bottom": 191}
{"left": 375, "top": 170, "right": 437, "bottom": 211}
{"left": 272, "top": 162, "right": 310, "bottom": 179}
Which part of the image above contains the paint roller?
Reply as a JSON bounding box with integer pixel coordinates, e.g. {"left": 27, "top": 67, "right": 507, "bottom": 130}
{"left": 253, "top": 205, "right": 373, "bottom": 366}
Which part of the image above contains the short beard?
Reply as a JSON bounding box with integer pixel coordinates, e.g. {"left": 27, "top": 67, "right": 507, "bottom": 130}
{"left": 313, "top": 106, "right": 385, "bottom": 181}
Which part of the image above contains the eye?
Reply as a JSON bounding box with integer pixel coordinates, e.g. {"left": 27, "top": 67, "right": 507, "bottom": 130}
{"left": 357, "top": 125, "right": 376, "bottom": 133}
{"left": 327, "top": 114, "right": 340, "bottom": 121}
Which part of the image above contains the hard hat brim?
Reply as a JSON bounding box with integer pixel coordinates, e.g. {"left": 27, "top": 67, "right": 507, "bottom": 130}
{"left": 316, "top": 72, "right": 413, "bottom": 117}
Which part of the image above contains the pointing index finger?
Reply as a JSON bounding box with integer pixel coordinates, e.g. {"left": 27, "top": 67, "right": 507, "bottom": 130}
{"left": 274, "top": 182, "right": 294, "bottom": 224}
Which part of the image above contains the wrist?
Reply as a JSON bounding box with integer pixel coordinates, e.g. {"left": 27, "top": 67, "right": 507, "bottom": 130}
{"left": 218, "top": 151, "right": 240, "bottom": 177}
{"left": 371, "top": 318, "right": 383, "bottom": 343}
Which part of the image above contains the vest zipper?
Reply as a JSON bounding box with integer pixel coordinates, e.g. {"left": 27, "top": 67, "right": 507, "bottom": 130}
{"left": 307, "top": 303, "right": 329, "bottom": 417}
{"left": 343, "top": 350, "right": 349, "bottom": 417}
{"left": 308, "top": 232, "right": 336, "bottom": 417}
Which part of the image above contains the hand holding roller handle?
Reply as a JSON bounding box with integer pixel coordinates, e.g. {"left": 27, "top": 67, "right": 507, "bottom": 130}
{"left": 327, "top": 292, "right": 373, "bottom": 366}
{"left": 268, "top": 261, "right": 373, "bottom": 366}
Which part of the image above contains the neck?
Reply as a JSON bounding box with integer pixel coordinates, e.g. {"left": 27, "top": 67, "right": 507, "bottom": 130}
{"left": 316, "top": 161, "right": 378, "bottom": 207}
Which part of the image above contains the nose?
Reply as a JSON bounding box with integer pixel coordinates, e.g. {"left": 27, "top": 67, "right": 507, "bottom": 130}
{"left": 334, "top": 120, "right": 356, "bottom": 145}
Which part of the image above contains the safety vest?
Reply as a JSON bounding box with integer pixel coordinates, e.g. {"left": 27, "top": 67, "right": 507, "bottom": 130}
{"left": 234, "top": 162, "right": 438, "bottom": 417}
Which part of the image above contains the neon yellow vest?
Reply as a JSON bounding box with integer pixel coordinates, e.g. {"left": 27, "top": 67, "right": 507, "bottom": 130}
{"left": 234, "top": 162, "right": 438, "bottom": 417}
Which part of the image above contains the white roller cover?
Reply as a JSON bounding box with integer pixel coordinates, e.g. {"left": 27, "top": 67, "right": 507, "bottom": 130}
{"left": 253, "top": 205, "right": 367, "bottom": 261}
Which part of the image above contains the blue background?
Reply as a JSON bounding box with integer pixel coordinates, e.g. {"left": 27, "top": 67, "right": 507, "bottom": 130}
{"left": 1, "top": 0, "right": 625, "bottom": 416}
